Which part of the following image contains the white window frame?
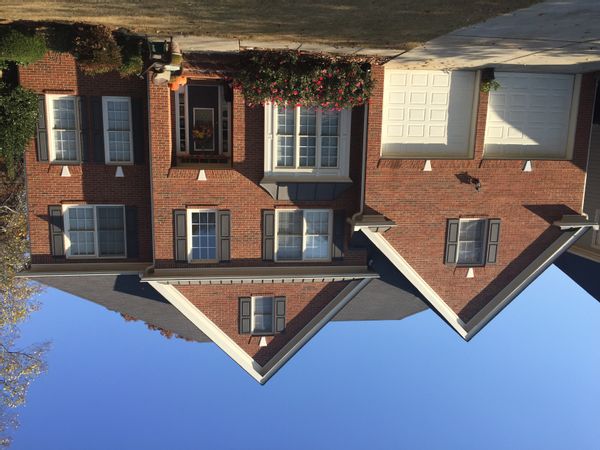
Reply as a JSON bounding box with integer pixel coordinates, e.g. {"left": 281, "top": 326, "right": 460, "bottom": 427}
{"left": 186, "top": 209, "right": 219, "bottom": 263}
{"left": 274, "top": 208, "right": 333, "bottom": 262}
{"left": 46, "top": 94, "right": 81, "bottom": 163}
{"left": 250, "top": 295, "right": 275, "bottom": 335}
{"left": 592, "top": 210, "right": 600, "bottom": 250}
{"left": 456, "top": 218, "right": 488, "bottom": 267}
{"left": 174, "top": 85, "right": 232, "bottom": 156}
{"left": 102, "top": 96, "right": 134, "bottom": 165}
{"left": 62, "top": 204, "right": 127, "bottom": 259}
{"left": 264, "top": 103, "right": 351, "bottom": 179}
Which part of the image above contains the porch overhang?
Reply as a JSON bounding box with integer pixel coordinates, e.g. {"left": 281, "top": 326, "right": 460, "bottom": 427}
{"left": 259, "top": 177, "right": 353, "bottom": 201}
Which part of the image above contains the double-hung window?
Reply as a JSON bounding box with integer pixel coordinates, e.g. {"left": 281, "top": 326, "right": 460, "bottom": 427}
{"left": 265, "top": 104, "right": 351, "bottom": 178}
{"left": 186, "top": 210, "right": 218, "bottom": 262}
{"left": 103, "top": 96, "right": 133, "bottom": 164}
{"left": 252, "top": 296, "right": 274, "bottom": 334}
{"left": 275, "top": 209, "right": 332, "bottom": 261}
{"left": 46, "top": 95, "right": 80, "bottom": 162}
{"left": 456, "top": 219, "right": 486, "bottom": 265}
{"left": 63, "top": 205, "right": 126, "bottom": 258}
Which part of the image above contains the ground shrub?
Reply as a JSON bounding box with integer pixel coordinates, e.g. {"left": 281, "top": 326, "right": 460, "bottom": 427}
{"left": 0, "top": 82, "right": 38, "bottom": 179}
{"left": 0, "top": 29, "right": 47, "bottom": 66}
{"left": 73, "top": 24, "right": 122, "bottom": 74}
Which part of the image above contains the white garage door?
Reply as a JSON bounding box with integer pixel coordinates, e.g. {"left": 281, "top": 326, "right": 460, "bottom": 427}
{"left": 381, "top": 70, "right": 477, "bottom": 158}
{"left": 484, "top": 72, "right": 579, "bottom": 159}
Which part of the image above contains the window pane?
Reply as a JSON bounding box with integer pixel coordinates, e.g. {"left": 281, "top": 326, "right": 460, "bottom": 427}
{"left": 67, "top": 207, "right": 95, "bottom": 256}
{"left": 276, "top": 211, "right": 302, "bottom": 260}
{"left": 299, "top": 136, "right": 316, "bottom": 167}
{"left": 97, "top": 206, "right": 125, "bottom": 257}
{"left": 321, "top": 110, "right": 339, "bottom": 136}
{"left": 299, "top": 108, "right": 316, "bottom": 135}
{"left": 277, "top": 106, "right": 295, "bottom": 135}
{"left": 320, "top": 136, "right": 338, "bottom": 167}
{"left": 304, "top": 211, "right": 330, "bottom": 260}
{"left": 253, "top": 297, "right": 273, "bottom": 333}
{"left": 52, "top": 98, "right": 78, "bottom": 161}
{"left": 457, "top": 220, "right": 486, "bottom": 265}
{"left": 276, "top": 107, "right": 295, "bottom": 167}
{"left": 190, "top": 211, "right": 217, "bottom": 260}
{"left": 277, "top": 136, "right": 294, "bottom": 167}
{"left": 107, "top": 100, "right": 132, "bottom": 162}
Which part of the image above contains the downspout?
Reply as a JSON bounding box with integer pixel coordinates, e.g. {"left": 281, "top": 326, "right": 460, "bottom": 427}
{"left": 350, "top": 101, "right": 369, "bottom": 228}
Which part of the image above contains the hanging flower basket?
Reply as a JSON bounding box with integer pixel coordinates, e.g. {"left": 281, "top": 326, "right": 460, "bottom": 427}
{"left": 235, "top": 50, "right": 373, "bottom": 109}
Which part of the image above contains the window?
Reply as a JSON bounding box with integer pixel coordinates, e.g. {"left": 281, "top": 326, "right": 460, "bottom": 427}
{"left": 63, "top": 205, "right": 126, "bottom": 258}
{"left": 265, "top": 104, "right": 351, "bottom": 178}
{"left": 103, "top": 97, "right": 133, "bottom": 164}
{"left": 252, "top": 296, "right": 274, "bottom": 334}
{"left": 456, "top": 219, "right": 486, "bottom": 265}
{"left": 46, "top": 95, "right": 80, "bottom": 162}
{"left": 593, "top": 210, "right": 600, "bottom": 250}
{"left": 187, "top": 210, "right": 217, "bottom": 262}
{"left": 275, "top": 209, "right": 332, "bottom": 261}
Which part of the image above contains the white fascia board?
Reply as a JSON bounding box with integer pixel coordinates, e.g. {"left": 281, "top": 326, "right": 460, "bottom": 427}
{"left": 259, "top": 278, "right": 371, "bottom": 384}
{"left": 148, "top": 281, "right": 265, "bottom": 383}
{"left": 359, "top": 228, "right": 468, "bottom": 338}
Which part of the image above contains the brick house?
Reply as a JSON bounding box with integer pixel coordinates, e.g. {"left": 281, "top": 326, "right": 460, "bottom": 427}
{"left": 19, "top": 51, "right": 598, "bottom": 382}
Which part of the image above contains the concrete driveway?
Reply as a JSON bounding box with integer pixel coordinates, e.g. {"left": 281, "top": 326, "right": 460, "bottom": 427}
{"left": 387, "top": 0, "right": 600, "bottom": 73}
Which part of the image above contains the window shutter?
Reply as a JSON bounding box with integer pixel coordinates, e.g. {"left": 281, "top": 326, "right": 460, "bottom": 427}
{"left": 218, "top": 210, "right": 231, "bottom": 262}
{"left": 332, "top": 210, "right": 345, "bottom": 260}
{"left": 48, "top": 205, "right": 64, "bottom": 256}
{"left": 239, "top": 297, "right": 251, "bottom": 334}
{"left": 486, "top": 219, "right": 501, "bottom": 264}
{"left": 445, "top": 219, "right": 460, "bottom": 264}
{"left": 77, "top": 96, "right": 90, "bottom": 162}
{"left": 36, "top": 95, "right": 49, "bottom": 162}
{"left": 274, "top": 296, "right": 286, "bottom": 333}
{"left": 131, "top": 97, "right": 145, "bottom": 164}
{"left": 262, "top": 210, "right": 275, "bottom": 261}
{"left": 173, "top": 210, "right": 187, "bottom": 262}
{"left": 90, "top": 96, "right": 105, "bottom": 163}
{"left": 125, "top": 206, "right": 139, "bottom": 258}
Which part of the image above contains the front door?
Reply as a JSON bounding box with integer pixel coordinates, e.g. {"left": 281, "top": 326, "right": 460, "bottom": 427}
{"left": 187, "top": 85, "right": 220, "bottom": 155}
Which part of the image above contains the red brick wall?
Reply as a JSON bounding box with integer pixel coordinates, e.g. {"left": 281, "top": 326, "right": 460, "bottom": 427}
{"left": 175, "top": 281, "right": 349, "bottom": 366}
{"left": 149, "top": 77, "right": 366, "bottom": 268}
{"left": 364, "top": 65, "right": 593, "bottom": 322}
{"left": 20, "top": 53, "right": 152, "bottom": 263}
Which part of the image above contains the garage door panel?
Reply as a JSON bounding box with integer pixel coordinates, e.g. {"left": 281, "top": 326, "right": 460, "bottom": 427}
{"left": 484, "top": 72, "right": 577, "bottom": 159}
{"left": 381, "top": 69, "right": 477, "bottom": 158}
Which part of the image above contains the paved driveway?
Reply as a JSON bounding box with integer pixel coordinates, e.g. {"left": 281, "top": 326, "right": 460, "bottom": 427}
{"left": 388, "top": 0, "right": 600, "bottom": 72}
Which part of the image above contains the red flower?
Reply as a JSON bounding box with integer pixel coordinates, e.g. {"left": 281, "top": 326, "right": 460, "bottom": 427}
{"left": 293, "top": 90, "right": 298, "bottom": 95}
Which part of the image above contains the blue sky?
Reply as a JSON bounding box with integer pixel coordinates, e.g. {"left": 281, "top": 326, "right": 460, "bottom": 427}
{"left": 10, "top": 265, "right": 600, "bottom": 450}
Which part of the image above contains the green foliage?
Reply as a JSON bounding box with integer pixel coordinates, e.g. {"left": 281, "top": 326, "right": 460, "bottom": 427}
{"left": 236, "top": 50, "right": 373, "bottom": 109}
{"left": 480, "top": 79, "right": 501, "bottom": 93}
{"left": 117, "top": 35, "right": 144, "bottom": 77}
{"left": 0, "top": 29, "right": 47, "bottom": 66}
{"left": 0, "top": 83, "right": 38, "bottom": 179}
{"left": 73, "top": 24, "right": 122, "bottom": 74}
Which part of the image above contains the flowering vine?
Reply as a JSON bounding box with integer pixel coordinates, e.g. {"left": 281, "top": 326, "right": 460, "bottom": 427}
{"left": 235, "top": 50, "right": 373, "bottom": 109}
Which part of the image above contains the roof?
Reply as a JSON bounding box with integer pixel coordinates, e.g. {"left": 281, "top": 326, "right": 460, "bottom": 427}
{"left": 555, "top": 251, "right": 600, "bottom": 302}
{"left": 33, "top": 275, "right": 211, "bottom": 343}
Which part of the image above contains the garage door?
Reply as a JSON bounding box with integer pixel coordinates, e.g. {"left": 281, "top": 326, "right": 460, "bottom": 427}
{"left": 381, "top": 70, "right": 477, "bottom": 158}
{"left": 484, "top": 72, "right": 579, "bottom": 159}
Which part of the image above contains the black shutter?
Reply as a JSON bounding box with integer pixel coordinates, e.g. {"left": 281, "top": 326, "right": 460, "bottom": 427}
{"left": 274, "top": 296, "right": 286, "bottom": 333}
{"left": 262, "top": 210, "right": 275, "bottom": 261}
{"left": 445, "top": 219, "right": 460, "bottom": 264}
{"left": 48, "top": 205, "right": 64, "bottom": 256}
{"left": 90, "top": 96, "right": 105, "bottom": 163}
{"left": 486, "top": 219, "right": 501, "bottom": 264}
{"left": 78, "top": 96, "right": 90, "bottom": 162}
{"left": 125, "top": 206, "right": 139, "bottom": 258}
{"left": 173, "top": 210, "right": 187, "bottom": 262}
{"left": 218, "top": 210, "right": 231, "bottom": 262}
{"left": 131, "top": 97, "right": 145, "bottom": 164}
{"left": 239, "top": 297, "right": 251, "bottom": 334}
{"left": 36, "top": 95, "right": 49, "bottom": 162}
{"left": 332, "top": 210, "right": 345, "bottom": 260}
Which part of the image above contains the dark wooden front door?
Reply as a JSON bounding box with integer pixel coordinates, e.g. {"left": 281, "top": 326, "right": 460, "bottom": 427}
{"left": 187, "top": 85, "right": 219, "bottom": 155}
